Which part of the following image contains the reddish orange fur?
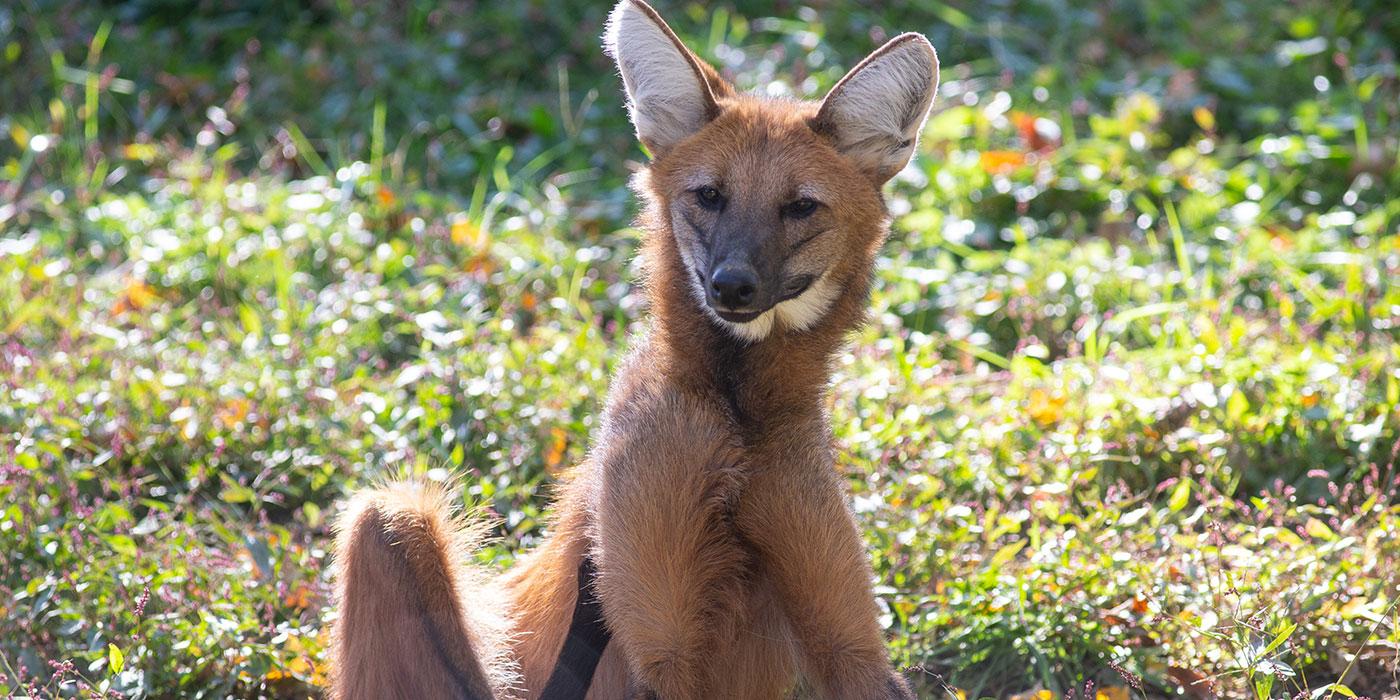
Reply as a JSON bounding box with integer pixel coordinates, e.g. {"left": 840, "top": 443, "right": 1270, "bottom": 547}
{"left": 330, "top": 2, "right": 935, "bottom": 697}
{"left": 330, "top": 483, "right": 517, "bottom": 698}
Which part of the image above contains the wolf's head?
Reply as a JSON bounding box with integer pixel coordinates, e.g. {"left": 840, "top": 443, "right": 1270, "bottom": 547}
{"left": 605, "top": 0, "right": 939, "bottom": 343}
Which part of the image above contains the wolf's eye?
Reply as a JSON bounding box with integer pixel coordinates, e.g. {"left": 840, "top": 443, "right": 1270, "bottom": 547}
{"left": 695, "top": 186, "right": 724, "bottom": 210}
{"left": 783, "top": 198, "right": 820, "bottom": 220}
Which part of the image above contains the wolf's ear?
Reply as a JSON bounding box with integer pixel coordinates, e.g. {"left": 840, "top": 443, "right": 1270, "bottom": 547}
{"left": 812, "top": 34, "right": 940, "bottom": 183}
{"left": 605, "top": 0, "right": 730, "bottom": 157}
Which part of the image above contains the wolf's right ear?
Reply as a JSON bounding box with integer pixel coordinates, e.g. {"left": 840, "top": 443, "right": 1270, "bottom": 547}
{"left": 604, "top": 0, "right": 731, "bottom": 157}
{"left": 813, "top": 34, "right": 940, "bottom": 183}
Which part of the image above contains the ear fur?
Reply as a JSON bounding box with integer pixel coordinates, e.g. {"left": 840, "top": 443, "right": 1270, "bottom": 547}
{"left": 812, "top": 34, "right": 940, "bottom": 183}
{"left": 604, "top": 0, "right": 730, "bottom": 157}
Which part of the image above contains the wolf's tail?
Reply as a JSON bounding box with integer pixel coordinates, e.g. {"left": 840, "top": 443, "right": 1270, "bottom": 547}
{"left": 329, "top": 482, "right": 518, "bottom": 700}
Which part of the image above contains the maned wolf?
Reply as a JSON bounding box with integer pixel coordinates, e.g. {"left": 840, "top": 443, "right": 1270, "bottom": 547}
{"left": 329, "top": 1, "right": 939, "bottom": 697}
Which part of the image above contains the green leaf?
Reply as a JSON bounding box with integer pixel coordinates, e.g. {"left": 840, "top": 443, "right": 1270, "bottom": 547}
{"left": 1253, "top": 673, "right": 1273, "bottom": 700}
{"left": 989, "top": 540, "right": 1027, "bottom": 568}
{"left": 108, "top": 534, "right": 137, "bottom": 558}
{"left": 108, "top": 643, "right": 124, "bottom": 675}
{"left": 1169, "top": 479, "right": 1191, "bottom": 513}
{"left": 1312, "top": 684, "right": 1357, "bottom": 699}
{"left": 1262, "top": 621, "right": 1297, "bottom": 655}
{"left": 1226, "top": 390, "right": 1249, "bottom": 422}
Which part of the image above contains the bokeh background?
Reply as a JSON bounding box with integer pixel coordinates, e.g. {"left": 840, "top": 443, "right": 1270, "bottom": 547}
{"left": 2, "top": 0, "right": 1399, "bottom": 697}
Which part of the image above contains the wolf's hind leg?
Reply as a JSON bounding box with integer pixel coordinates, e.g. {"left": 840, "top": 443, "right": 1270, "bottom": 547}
{"left": 330, "top": 482, "right": 517, "bottom": 700}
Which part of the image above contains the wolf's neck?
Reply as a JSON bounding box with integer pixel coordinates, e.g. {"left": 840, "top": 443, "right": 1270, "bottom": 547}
{"left": 642, "top": 227, "right": 867, "bottom": 430}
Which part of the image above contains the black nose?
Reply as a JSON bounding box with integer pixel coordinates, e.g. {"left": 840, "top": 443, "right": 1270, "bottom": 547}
{"left": 710, "top": 264, "right": 758, "bottom": 309}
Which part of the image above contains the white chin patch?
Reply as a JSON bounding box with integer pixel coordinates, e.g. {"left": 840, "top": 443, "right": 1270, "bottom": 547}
{"left": 772, "top": 273, "right": 839, "bottom": 333}
{"left": 713, "top": 309, "right": 776, "bottom": 343}
{"left": 691, "top": 273, "right": 838, "bottom": 344}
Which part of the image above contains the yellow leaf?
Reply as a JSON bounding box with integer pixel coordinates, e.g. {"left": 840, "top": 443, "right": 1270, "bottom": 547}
{"left": 1323, "top": 683, "right": 1358, "bottom": 698}
{"left": 893, "top": 599, "right": 916, "bottom": 621}
{"left": 1225, "top": 390, "right": 1249, "bottom": 422}
{"left": 108, "top": 643, "right": 124, "bottom": 674}
{"left": 286, "top": 656, "right": 312, "bottom": 675}
{"left": 1192, "top": 105, "right": 1216, "bottom": 132}
{"left": 1304, "top": 517, "right": 1335, "bottom": 540}
{"left": 990, "top": 540, "right": 1027, "bottom": 568}
{"left": 1120, "top": 92, "right": 1162, "bottom": 126}
{"left": 1340, "top": 596, "right": 1369, "bottom": 619}
{"left": 1168, "top": 479, "right": 1191, "bottom": 512}
{"left": 1097, "top": 686, "right": 1130, "bottom": 700}
{"left": 1027, "top": 388, "right": 1066, "bottom": 426}
{"left": 1275, "top": 528, "right": 1304, "bottom": 548}
{"left": 451, "top": 218, "right": 489, "bottom": 249}
{"left": 10, "top": 123, "right": 30, "bottom": 149}
{"left": 123, "top": 143, "right": 158, "bottom": 162}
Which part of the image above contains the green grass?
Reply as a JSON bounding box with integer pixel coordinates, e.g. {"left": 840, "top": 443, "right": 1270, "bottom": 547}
{"left": 2, "top": 1, "right": 1399, "bottom": 698}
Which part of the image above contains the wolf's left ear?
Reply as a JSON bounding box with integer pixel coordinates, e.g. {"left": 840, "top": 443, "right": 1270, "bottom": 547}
{"left": 812, "top": 34, "right": 940, "bottom": 183}
{"left": 604, "top": 0, "right": 732, "bottom": 157}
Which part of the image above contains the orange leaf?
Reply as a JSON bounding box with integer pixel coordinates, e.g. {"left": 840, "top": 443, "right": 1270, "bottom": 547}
{"left": 376, "top": 186, "right": 396, "bottom": 208}
{"left": 265, "top": 655, "right": 313, "bottom": 682}
{"left": 112, "top": 277, "right": 159, "bottom": 315}
{"left": 282, "top": 584, "right": 312, "bottom": 610}
{"left": 544, "top": 427, "right": 568, "bottom": 473}
{"left": 465, "top": 254, "right": 496, "bottom": 276}
{"left": 1012, "top": 111, "right": 1060, "bottom": 151}
{"left": 216, "top": 398, "right": 251, "bottom": 427}
{"left": 1012, "top": 111, "right": 1038, "bottom": 142}
{"left": 979, "top": 150, "right": 1026, "bottom": 174}
{"left": 1097, "top": 686, "right": 1130, "bottom": 700}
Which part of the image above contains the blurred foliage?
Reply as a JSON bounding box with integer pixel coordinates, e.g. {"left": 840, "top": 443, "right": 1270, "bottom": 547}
{"left": 2, "top": 0, "right": 1399, "bottom": 698}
